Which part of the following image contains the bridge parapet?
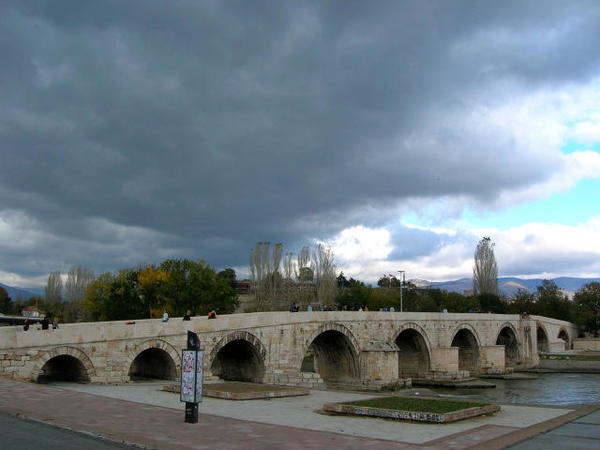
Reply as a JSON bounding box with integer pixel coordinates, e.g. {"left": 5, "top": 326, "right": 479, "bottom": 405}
{"left": 0, "top": 312, "right": 579, "bottom": 389}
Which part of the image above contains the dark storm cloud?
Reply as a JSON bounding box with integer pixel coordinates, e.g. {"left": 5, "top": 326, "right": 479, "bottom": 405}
{"left": 1, "top": 0, "right": 599, "bottom": 282}
{"left": 387, "top": 226, "right": 450, "bottom": 261}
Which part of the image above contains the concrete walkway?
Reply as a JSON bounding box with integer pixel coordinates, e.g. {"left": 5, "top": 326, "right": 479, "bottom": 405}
{"left": 507, "top": 409, "right": 600, "bottom": 449}
{"left": 0, "top": 377, "right": 598, "bottom": 449}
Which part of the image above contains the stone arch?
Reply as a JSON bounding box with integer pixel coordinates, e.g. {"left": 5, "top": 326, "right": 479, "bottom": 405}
{"left": 451, "top": 325, "right": 481, "bottom": 372}
{"left": 127, "top": 339, "right": 181, "bottom": 381}
{"left": 303, "top": 322, "right": 361, "bottom": 357}
{"left": 450, "top": 323, "right": 482, "bottom": 348}
{"left": 496, "top": 322, "right": 520, "bottom": 368}
{"left": 393, "top": 323, "right": 432, "bottom": 377}
{"left": 558, "top": 328, "right": 570, "bottom": 350}
{"left": 31, "top": 346, "right": 96, "bottom": 383}
{"left": 536, "top": 323, "right": 549, "bottom": 353}
{"left": 302, "top": 323, "right": 360, "bottom": 383}
{"left": 209, "top": 331, "right": 267, "bottom": 383}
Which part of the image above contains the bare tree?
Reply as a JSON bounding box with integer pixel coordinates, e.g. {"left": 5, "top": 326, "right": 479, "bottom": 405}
{"left": 269, "top": 243, "right": 283, "bottom": 309}
{"left": 283, "top": 252, "right": 295, "bottom": 281}
{"left": 296, "top": 246, "right": 313, "bottom": 281}
{"left": 297, "top": 246, "right": 310, "bottom": 275}
{"left": 249, "top": 242, "right": 337, "bottom": 310}
{"left": 45, "top": 271, "right": 62, "bottom": 304}
{"left": 250, "top": 242, "right": 268, "bottom": 310}
{"left": 473, "top": 237, "right": 498, "bottom": 296}
{"left": 65, "top": 265, "right": 95, "bottom": 303}
{"left": 312, "top": 243, "right": 336, "bottom": 306}
{"left": 249, "top": 242, "right": 284, "bottom": 310}
{"left": 282, "top": 252, "right": 296, "bottom": 305}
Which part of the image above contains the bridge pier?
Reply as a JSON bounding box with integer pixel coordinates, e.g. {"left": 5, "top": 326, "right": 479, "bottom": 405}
{"left": 480, "top": 345, "right": 506, "bottom": 374}
{"left": 430, "top": 347, "right": 459, "bottom": 373}
{"left": 359, "top": 343, "right": 411, "bottom": 390}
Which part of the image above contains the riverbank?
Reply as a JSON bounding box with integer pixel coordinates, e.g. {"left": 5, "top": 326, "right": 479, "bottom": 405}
{"left": 432, "top": 372, "right": 600, "bottom": 407}
{"left": 536, "top": 352, "right": 600, "bottom": 373}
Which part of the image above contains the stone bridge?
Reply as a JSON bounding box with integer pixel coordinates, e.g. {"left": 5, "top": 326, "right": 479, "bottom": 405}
{"left": 0, "top": 312, "right": 577, "bottom": 390}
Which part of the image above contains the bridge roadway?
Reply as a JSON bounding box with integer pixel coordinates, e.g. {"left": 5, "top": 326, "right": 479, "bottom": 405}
{"left": 0, "top": 311, "right": 577, "bottom": 389}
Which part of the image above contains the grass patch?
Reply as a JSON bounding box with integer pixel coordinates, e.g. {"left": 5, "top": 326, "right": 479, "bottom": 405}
{"left": 344, "top": 396, "right": 486, "bottom": 414}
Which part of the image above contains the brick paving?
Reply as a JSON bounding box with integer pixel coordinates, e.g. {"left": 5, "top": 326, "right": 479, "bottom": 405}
{"left": 0, "top": 378, "right": 411, "bottom": 449}
{"left": 0, "top": 377, "right": 598, "bottom": 449}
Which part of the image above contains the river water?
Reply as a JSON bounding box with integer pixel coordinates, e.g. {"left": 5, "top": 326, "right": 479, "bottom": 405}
{"left": 431, "top": 373, "right": 600, "bottom": 406}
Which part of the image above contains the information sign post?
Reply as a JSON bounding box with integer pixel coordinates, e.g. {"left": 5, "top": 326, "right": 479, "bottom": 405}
{"left": 180, "top": 331, "right": 203, "bottom": 423}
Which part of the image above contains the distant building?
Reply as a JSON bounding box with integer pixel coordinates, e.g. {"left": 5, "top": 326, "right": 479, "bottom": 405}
{"left": 235, "top": 281, "right": 251, "bottom": 293}
{"left": 22, "top": 306, "right": 45, "bottom": 318}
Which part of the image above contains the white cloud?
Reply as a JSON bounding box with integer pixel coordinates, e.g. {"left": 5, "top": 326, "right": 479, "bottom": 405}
{"left": 0, "top": 270, "right": 47, "bottom": 289}
{"left": 492, "top": 150, "right": 600, "bottom": 208}
{"left": 570, "top": 109, "right": 600, "bottom": 144}
{"left": 488, "top": 217, "right": 600, "bottom": 278}
{"left": 330, "top": 217, "right": 600, "bottom": 284}
{"left": 327, "top": 226, "right": 393, "bottom": 264}
{"left": 419, "top": 80, "right": 600, "bottom": 217}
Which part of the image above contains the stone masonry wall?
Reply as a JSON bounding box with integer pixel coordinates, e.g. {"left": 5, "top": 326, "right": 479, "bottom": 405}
{"left": 0, "top": 312, "right": 578, "bottom": 387}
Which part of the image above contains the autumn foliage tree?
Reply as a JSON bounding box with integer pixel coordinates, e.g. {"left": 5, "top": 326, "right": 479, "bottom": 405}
{"left": 83, "top": 259, "right": 238, "bottom": 321}
{"left": 137, "top": 266, "right": 169, "bottom": 317}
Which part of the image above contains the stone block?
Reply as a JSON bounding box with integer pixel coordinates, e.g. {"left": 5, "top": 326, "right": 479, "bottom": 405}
{"left": 430, "top": 347, "right": 458, "bottom": 372}
{"left": 480, "top": 345, "right": 505, "bottom": 372}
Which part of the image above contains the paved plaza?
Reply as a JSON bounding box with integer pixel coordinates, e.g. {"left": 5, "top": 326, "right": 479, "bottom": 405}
{"left": 0, "top": 377, "right": 598, "bottom": 449}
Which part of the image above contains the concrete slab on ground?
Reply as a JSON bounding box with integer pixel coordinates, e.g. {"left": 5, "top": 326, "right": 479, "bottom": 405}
{"left": 507, "top": 410, "right": 600, "bottom": 450}
{"left": 546, "top": 422, "right": 600, "bottom": 438}
{"left": 165, "top": 381, "right": 310, "bottom": 400}
{"left": 3, "top": 377, "right": 600, "bottom": 449}
{"left": 413, "top": 378, "right": 496, "bottom": 389}
{"left": 577, "top": 410, "right": 600, "bottom": 425}
{"left": 51, "top": 380, "right": 573, "bottom": 445}
{"left": 479, "top": 374, "right": 539, "bottom": 380}
{"left": 508, "top": 433, "right": 600, "bottom": 450}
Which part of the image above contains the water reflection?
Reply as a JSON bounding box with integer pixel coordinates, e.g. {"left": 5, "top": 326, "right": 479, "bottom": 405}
{"left": 430, "top": 373, "right": 600, "bottom": 406}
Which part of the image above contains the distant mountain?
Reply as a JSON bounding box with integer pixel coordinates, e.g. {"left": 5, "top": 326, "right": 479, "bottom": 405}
{"left": 0, "top": 283, "right": 44, "bottom": 300}
{"left": 410, "top": 278, "right": 432, "bottom": 288}
{"left": 423, "top": 277, "right": 600, "bottom": 297}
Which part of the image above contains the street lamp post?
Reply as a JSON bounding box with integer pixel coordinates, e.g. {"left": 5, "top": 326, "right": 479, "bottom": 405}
{"left": 398, "top": 270, "right": 405, "bottom": 312}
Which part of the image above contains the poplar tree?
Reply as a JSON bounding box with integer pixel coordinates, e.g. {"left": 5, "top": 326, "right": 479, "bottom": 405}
{"left": 65, "top": 265, "right": 95, "bottom": 302}
{"left": 473, "top": 237, "right": 498, "bottom": 296}
{"left": 45, "top": 271, "right": 63, "bottom": 304}
{"left": 312, "top": 243, "right": 336, "bottom": 305}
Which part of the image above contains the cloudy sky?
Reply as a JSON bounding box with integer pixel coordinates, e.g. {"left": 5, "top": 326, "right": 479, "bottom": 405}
{"left": 2, "top": 1, "right": 600, "bottom": 288}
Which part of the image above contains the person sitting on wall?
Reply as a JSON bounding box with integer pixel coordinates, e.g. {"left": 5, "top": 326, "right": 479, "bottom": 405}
{"left": 162, "top": 310, "right": 169, "bottom": 322}
{"left": 23, "top": 317, "right": 30, "bottom": 331}
{"left": 41, "top": 316, "right": 49, "bottom": 330}
{"left": 208, "top": 310, "right": 216, "bottom": 319}
{"left": 183, "top": 310, "right": 192, "bottom": 321}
